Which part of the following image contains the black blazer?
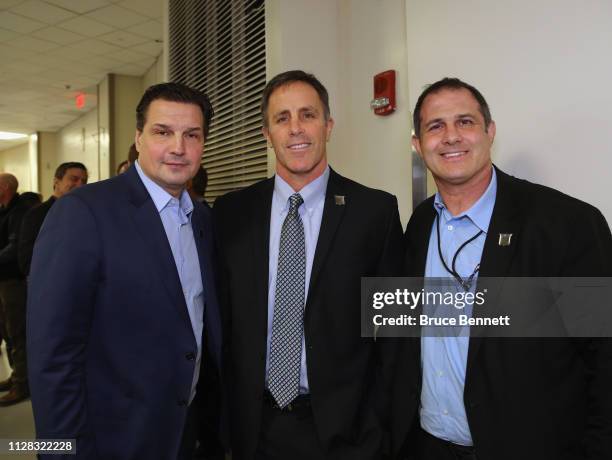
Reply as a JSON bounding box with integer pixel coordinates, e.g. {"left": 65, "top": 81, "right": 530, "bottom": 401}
{"left": 18, "top": 196, "right": 56, "bottom": 276}
{"left": 392, "top": 166, "right": 612, "bottom": 460}
{"left": 214, "top": 168, "right": 404, "bottom": 459}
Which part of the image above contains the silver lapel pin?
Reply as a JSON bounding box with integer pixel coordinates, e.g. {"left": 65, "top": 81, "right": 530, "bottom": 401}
{"left": 334, "top": 195, "right": 345, "bottom": 206}
{"left": 498, "top": 233, "right": 513, "bottom": 246}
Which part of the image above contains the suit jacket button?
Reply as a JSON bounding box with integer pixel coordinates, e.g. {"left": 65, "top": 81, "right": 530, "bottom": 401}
{"left": 185, "top": 352, "right": 196, "bottom": 361}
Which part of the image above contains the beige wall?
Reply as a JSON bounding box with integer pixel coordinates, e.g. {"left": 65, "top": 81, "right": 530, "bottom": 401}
{"left": 142, "top": 55, "right": 165, "bottom": 91}
{"left": 0, "top": 142, "right": 32, "bottom": 192}
{"left": 113, "top": 75, "right": 143, "bottom": 173}
{"left": 37, "top": 131, "right": 58, "bottom": 199}
{"left": 55, "top": 108, "right": 99, "bottom": 184}
{"left": 265, "top": 0, "right": 412, "bottom": 225}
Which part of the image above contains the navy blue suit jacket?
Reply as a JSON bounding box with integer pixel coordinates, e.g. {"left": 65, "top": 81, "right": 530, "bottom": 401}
{"left": 27, "top": 166, "right": 222, "bottom": 460}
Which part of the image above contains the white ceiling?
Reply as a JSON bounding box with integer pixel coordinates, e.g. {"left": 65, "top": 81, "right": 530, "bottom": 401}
{"left": 0, "top": 0, "right": 163, "bottom": 150}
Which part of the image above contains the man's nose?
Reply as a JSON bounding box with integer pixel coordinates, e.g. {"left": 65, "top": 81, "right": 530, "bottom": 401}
{"left": 443, "top": 125, "right": 461, "bottom": 144}
{"left": 289, "top": 118, "right": 304, "bottom": 135}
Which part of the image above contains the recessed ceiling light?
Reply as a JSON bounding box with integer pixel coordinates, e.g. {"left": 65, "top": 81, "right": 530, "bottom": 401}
{"left": 0, "top": 131, "right": 28, "bottom": 140}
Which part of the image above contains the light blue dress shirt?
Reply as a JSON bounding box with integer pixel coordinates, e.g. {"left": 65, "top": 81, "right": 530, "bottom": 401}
{"left": 420, "top": 167, "right": 497, "bottom": 446}
{"left": 135, "top": 161, "right": 205, "bottom": 403}
{"left": 265, "top": 166, "right": 329, "bottom": 394}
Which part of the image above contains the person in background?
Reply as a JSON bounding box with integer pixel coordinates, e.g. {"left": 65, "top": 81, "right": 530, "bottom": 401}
{"left": 0, "top": 173, "right": 38, "bottom": 406}
{"left": 188, "top": 165, "right": 209, "bottom": 206}
{"left": 18, "top": 162, "right": 88, "bottom": 277}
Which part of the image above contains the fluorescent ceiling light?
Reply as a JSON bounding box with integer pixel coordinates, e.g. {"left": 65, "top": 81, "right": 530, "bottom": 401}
{"left": 0, "top": 131, "right": 28, "bottom": 140}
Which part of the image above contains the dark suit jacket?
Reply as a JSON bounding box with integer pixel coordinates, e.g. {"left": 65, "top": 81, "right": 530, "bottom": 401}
{"left": 0, "top": 193, "right": 37, "bottom": 280}
{"left": 392, "top": 166, "right": 612, "bottom": 460}
{"left": 18, "top": 196, "right": 56, "bottom": 276}
{"left": 214, "top": 168, "right": 403, "bottom": 459}
{"left": 27, "top": 166, "right": 223, "bottom": 460}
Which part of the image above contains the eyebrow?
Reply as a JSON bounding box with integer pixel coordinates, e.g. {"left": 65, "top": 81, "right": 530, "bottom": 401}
{"left": 151, "top": 123, "right": 202, "bottom": 132}
{"left": 272, "top": 106, "right": 320, "bottom": 118}
{"left": 424, "top": 113, "right": 477, "bottom": 128}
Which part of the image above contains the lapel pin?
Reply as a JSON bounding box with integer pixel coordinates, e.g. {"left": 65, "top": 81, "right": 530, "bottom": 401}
{"left": 334, "top": 195, "right": 345, "bottom": 206}
{"left": 498, "top": 233, "right": 513, "bottom": 246}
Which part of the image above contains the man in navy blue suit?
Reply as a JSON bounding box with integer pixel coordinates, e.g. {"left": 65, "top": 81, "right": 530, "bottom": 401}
{"left": 27, "top": 82, "right": 222, "bottom": 460}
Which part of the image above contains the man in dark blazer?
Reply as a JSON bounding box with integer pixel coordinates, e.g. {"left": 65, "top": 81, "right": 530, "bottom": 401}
{"left": 18, "top": 161, "right": 88, "bottom": 276}
{"left": 392, "top": 78, "right": 612, "bottom": 460}
{"left": 27, "top": 82, "right": 222, "bottom": 460}
{"left": 214, "top": 70, "right": 403, "bottom": 459}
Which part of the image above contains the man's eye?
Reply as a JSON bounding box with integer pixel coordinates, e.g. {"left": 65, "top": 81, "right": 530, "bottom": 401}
{"left": 427, "top": 123, "right": 441, "bottom": 131}
{"left": 155, "top": 130, "right": 169, "bottom": 136}
{"left": 303, "top": 112, "right": 315, "bottom": 119}
{"left": 275, "top": 116, "right": 288, "bottom": 123}
{"left": 187, "top": 133, "right": 201, "bottom": 139}
{"left": 458, "top": 119, "right": 474, "bottom": 126}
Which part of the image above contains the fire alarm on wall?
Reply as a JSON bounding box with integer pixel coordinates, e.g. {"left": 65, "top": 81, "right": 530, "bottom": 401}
{"left": 370, "top": 70, "right": 396, "bottom": 116}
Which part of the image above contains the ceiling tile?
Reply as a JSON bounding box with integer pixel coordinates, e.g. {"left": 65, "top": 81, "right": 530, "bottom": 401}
{"left": 46, "top": 45, "right": 92, "bottom": 60}
{"left": 69, "top": 37, "right": 122, "bottom": 55}
{"left": 85, "top": 4, "right": 148, "bottom": 29}
{"left": 57, "top": 15, "right": 115, "bottom": 37}
{"left": 117, "top": 0, "right": 163, "bottom": 19}
{"left": 107, "top": 47, "right": 148, "bottom": 63}
{"left": 5, "top": 59, "right": 47, "bottom": 74}
{"left": 31, "top": 26, "right": 84, "bottom": 45}
{"left": 44, "top": 0, "right": 112, "bottom": 15}
{"left": 0, "top": 11, "right": 46, "bottom": 33}
{"left": 87, "top": 54, "right": 122, "bottom": 69}
{"left": 0, "top": 1, "right": 23, "bottom": 10}
{"left": 6, "top": 35, "right": 59, "bottom": 52}
{"left": 10, "top": 0, "right": 77, "bottom": 25}
{"left": 0, "top": 27, "right": 19, "bottom": 42}
{"left": 129, "top": 19, "right": 161, "bottom": 40}
{"left": 97, "top": 29, "right": 148, "bottom": 47}
{"left": 0, "top": 43, "right": 35, "bottom": 59}
{"left": 111, "top": 62, "right": 145, "bottom": 76}
{"left": 130, "top": 40, "right": 162, "bottom": 57}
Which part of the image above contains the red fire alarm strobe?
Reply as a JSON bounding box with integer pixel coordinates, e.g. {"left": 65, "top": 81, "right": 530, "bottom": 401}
{"left": 371, "top": 70, "right": 396, "bottom": 116}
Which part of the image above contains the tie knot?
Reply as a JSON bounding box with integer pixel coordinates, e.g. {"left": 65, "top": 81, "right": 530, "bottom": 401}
{"left": 288, "top": 193, "right": 303, "bottom": 216}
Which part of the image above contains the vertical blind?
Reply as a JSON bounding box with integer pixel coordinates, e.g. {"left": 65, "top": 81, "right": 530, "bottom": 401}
{"left": 168, "top": 0, "right": 267, "bottom": 202}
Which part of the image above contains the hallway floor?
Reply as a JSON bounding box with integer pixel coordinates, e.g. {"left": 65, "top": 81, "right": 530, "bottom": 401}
{"left": 0, "top": 343, "right": 36, "bottom": 460}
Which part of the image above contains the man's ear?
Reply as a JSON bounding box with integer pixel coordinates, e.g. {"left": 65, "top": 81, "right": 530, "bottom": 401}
{"left": 486, "top": 120, "right": 496, "bottom": 144}
{"left": 412, "top": 134, "right": 423, "bottom": 159}
{"left": 325, "top": 117, "right": 334, "bottom": 142}
{"left": 134, "top": 130, "right": 142, "bottom": 151}
{"left": 262, "top": 126, "right": 272, "bottom": 148}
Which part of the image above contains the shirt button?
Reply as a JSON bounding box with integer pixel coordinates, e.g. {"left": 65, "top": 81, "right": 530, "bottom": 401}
{"left": 447, "top": 225, "right": 453, "bottom": 231}
{"left": 438, "top": 370, "right": 444, "bottom": 377}
{"left": 443, "top": 409, "right": 449, "bottom": 415}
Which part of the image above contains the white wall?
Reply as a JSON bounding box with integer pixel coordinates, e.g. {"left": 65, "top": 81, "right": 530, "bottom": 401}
{"left": 405, "top": 0, "right": 612, "bottom": 223}
{"left": 56, "top": 108, "right": 100, "bottom": 182}
{"left": 142, "top": 55, "right": 165, "bottom": 91}
{"left": 266, "top": 0, "right": 412, "bottom": 225}
{"left": 0, "top": 142, "right": 31, "bottom": 192}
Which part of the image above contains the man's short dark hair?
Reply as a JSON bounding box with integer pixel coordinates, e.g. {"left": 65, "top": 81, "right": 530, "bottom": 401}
{"left": 136, "top": 82, "right": 214, "bottom": 137}
{"left": 413, "top": 77, "right": 492, "bottom": 138}
{"left": 261, "top": 70, "right": 330, "bottom": 127}
{"left": 55, "top": 162, "right": 87, "bottom": 180}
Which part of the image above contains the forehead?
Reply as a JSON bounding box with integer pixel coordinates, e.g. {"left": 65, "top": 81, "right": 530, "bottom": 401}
{"left": 145, "top": 99, "right": 203, "bottom": 125}
{"left": 64, "top": 168, "right": 86, "bottom": 177}
{"left": 268, "top": 81, "right": 323, "bottom": 111}
{"left": 420, "top": 88, "right": 482, "bottom": 119}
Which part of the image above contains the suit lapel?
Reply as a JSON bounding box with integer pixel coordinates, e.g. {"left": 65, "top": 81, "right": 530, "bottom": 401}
{"left": 307, "top": 169, "right": 346, "bottom": 305}
{"left": 250, "top": 178, "right": 274, "bottom": 336}
{"left": 126, "top": 168, "right": 192, "bottom": 329}
{"left": 467, "top": 167, "right": 523, "bottom": 369}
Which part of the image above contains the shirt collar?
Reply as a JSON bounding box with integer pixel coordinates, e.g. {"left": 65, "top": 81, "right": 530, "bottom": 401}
{"left": 273, "top": 165, "right": 330, "bottom": 213}
{"left": 433, "top": 166, "right": 497, "bottom": 233}
{"left": 135, "top": 160, "right": 194, "bottom": 216}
